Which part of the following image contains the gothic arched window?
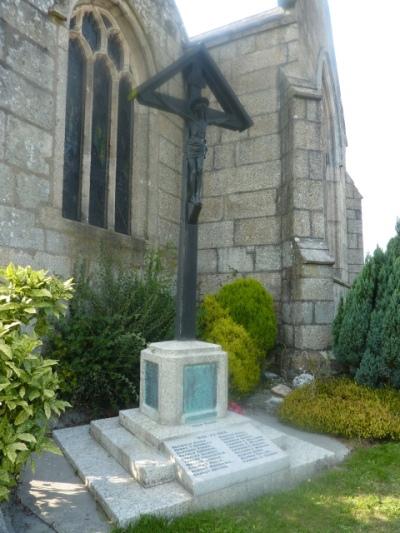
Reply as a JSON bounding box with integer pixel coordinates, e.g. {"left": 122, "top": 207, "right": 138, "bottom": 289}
{"left": 62, "top": 8, "right": 133, "bottom": 235}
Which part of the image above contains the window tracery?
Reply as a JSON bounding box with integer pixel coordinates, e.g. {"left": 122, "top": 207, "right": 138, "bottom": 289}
{"left": 62, "top": 6, "right": 133, "bottom": 235}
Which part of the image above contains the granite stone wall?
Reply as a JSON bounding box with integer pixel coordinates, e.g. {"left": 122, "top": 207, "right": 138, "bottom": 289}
{"left": 0, "top": 0, "right": 186, "bottom": 277}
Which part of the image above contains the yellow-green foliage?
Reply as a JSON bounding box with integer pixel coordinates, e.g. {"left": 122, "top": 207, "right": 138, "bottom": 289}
{"left": 205, "top": 316, "right": 261, "bottom": 395}
{"left": 216, "top": 278, "right": 277, "bottom": 353}
{"left": 279, "top": 378, "right": 400, "bottom": 440}
{"left": 199, "top": 296, "right": 261, "bottom": 394}
{"left": 0, "top": 264, "right": 73, "bottom": 501}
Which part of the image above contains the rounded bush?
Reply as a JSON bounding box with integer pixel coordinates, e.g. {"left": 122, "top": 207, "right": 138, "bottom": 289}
{"left": 279, "top": 378, "right": 400, "bottom": 440}
{"left": 205, "top": 316, "right": 261, "bottom": 395}
{"left": 215, "top": 278, "right": 277, "bottom": 354}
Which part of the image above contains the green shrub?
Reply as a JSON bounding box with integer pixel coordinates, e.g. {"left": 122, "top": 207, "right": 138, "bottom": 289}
{"left": 215, "top": 278, "right": 277, "bottom": 354}
{"left": 333, "top": 224, "right": 400, "bottom": 388}
{"left": 0, "top": 264, "right": 73, "bottom": 501}
{"left": 44, "top": 252, "right": 175, "bottom": 414}
{"left": 279, "top": 378, "right": 400, "bottom": 440}
{"left": 199, "top": 295, "right": 261, "bottom": 395}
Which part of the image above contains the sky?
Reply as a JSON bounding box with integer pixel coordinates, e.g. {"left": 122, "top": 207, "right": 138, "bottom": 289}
{"left": 174, "top": 0, "right": 400, "bottom": 256}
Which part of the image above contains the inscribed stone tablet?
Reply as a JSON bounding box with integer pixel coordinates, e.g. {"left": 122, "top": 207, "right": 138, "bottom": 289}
{"left": 164, "top": 422, "right": 289, "bottom": 495}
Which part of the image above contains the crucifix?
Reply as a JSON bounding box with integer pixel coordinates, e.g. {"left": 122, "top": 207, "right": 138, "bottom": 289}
{"left": 132, "top": 45, "right": 252, "bottom": 340}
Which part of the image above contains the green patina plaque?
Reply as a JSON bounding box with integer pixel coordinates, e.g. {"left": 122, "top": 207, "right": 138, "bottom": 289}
{"left": 183, "top": 363, "right": 217, "bottom": 419}
{"left": 144, "top": 360, "right": 159, "bottom": 409}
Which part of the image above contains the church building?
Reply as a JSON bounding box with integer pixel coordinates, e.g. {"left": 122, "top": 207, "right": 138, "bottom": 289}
{"left": 0, "top": 0, "right": 363, "bottom": 370}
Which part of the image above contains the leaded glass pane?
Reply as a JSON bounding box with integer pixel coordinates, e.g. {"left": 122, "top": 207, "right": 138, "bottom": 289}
{"left": 115, "top": 77, "right": 133, "bottom": 234}
{"left": 69, "top": 16, "right": 76, "bottom": 30}
{"left": 82, "top": 12, "right": 100, "bottom": 52}
{"left": 108, "top": 33, "right": 123, "bottom": 70}
{"left": 89, "top": 58, "right": 111, "bottom": 228}
{"left": 102, "top": 14, "right": 112, "bottom": 29}
{"left": 63, "top": 39, "right": 85, "bottom": 221}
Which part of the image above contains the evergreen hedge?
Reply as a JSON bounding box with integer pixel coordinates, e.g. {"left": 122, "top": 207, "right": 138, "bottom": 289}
{"left": 333, "top": 223, "right": 400, "bottom": 388}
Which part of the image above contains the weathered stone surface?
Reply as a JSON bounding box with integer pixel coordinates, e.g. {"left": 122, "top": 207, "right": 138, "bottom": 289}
{"left": 294, "top": 325, "right": 332, "bottom": 350}
{"left": 235, "top": 45, "right": 287, "bottom": 75}
{"left": 235, "top": 217, "right": 280, "bottom": 246}
{"left": 255, "top": 245, "right": 281, "bottom": 271}
{"left": 16, "top": 172, "right": 49, "bottom": 209}
{"left": 214, "top": 143, "right": 235, "bottom": 170}
{"left": 203, "top": 161, "right": 281, "bottom": 197}
{"left": 296, "top": 278, "right": 333, "bottom": 301}
{"left": 1, "top": 0, "right": 57, "bottom": 49}
{"left": 0, "top": 20, "right": 5, "bottom": 61}
{"left": 198, "top": 249, "right": 218, "bottom": 274}
{"left": 347, "top": 219, "right": 363, "bottom": 234}
{"left": 5, "top": 116, "right": 53, "bottom": 175}
{"left": 309, "top": 151, "right": 324, "bottom": 180}
{"left": 293, "top": 180, "right": 324, "bottom": 210}
{"left": 159, "top": 137, "right": 181, "bottom": 172}
{"left": 314, "top": 302, "right": 335, "bottom": 324}
{"left": 159, "top": 191, "right": 180, "bottom": 223}
{"left": 255, "top": 23, "right": 299, "bottom": 50}
{"left": 293, "top": 210, "right": 311, "bottom": 236}
{"left": 0, "top": 110, "right": 5, "bottom": 160}
{"left": 6, "top": 33, "right": 55, "bottom": 91}
{"left": 292, "top": 373, "right": 314, "bottom": 389}
{"left": 0, "top": 64, "right": 54, "bottom": 130}
{"left": 0, "top": 162, "right": 14, "bottom": 205}
{"left": 218, "top": 247, "right": 254, "bottom": 273}
{"left": 159, "top": 163, "right": 180, "bottom": 197}
{"left": 311, "top": 211, "right": 325, "bottom": 238}
{"left": 248, "top": 113, "right": 279, "bottom": 138}
{"left": 198, "top": 197, "right": 224, "bottom": 223}
{"left": 237, "top": 135, "right": 280, "bottom": 166}
{"left": 226, "top": 190, "right": 276, "bottom": 219}
{"left": 0, "top": 206, "right": 44, "bottom": 250}
{"left": 293, "top": 120, "right": 321, "bottom": 150}
{"left": 271, "top": 384, "right": 292, "bottom": 398}
{"left": 239, "top": 90, "right": 279, "bottom": 117}
{"left": 199, "top": 221, "right": 234, "bottom": 249}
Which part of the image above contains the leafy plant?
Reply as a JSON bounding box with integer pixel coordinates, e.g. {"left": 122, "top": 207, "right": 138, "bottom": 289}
{"left": 0, "top": 264, "right": 73, "bottom": 501}
{"left": 279, "top": 378, "right": 400, "bottom": 440}
{"left": 44, "top": 252, "right": 175, "bottom": 414}
{"left": 215, "top": 278, "right": 277, "bottom": 354}
{"left": 199, "top": 295, "right": 262, "bottom": 395}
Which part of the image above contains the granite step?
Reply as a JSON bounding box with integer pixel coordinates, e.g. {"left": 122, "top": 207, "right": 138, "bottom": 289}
{"left": 90, "top": 417, "right": 176, "bottom": 487}
{"left": 53, "top": 425, "right": 192, "bottom": 527}
{"left": 119, "top": 408, "right": 287, "bottom": 449}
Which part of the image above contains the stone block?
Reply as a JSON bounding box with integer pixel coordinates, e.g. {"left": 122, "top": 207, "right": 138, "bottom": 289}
{"left": 158, "top": 190, "right": 180, "bottom": 223}
{"left": 237, "top": 35, "right": 256, "bottom": 55}
{"left": 0, "top": 110, "right": 5, "bottom": 160}
{"left": 226, "top": 189, "right": 276, "bottom": 219}
{"left": 314, "top": 302, "right": 335, "bottom": 324}
{"left": 293, "top": 210, "right": 311, "bottom": 236}
{"left": 239, "top": 89, "right": 279, "bottom": 117}
{"left": 236, "top": 135, "right": 280, "bottom": 166}
{"left": 16, "top": 171, "right": 49, "bottom": 208}
{"left": 296, "top": 278, "right": 333, "bottom": 301}
{"left": 292, "top": 98, "right": 306, "bottom": 119}
{"left": 248, "top": 113, "right": 279, "bottom": 138}
{"left": 309, "top": 151, "right": 324, "bottom": 180}
{"left": 27, "top": 0, "right": 54, "bottom": 12}
{"left": 159, "top": 116, "right": 183, "bottom": 146}
{"left": 6, "top": 32, "right": 55, "bottom": 91}
{"left": 294, "top": 325, "right": 332, "bottom": 350}
{"left": 346, "top": 209, "right": 356, "bottom": 220}
{"left": 347, "top": 249, "right": 364, "bottom": 266}
{"left": 159, "top": 137, "right": 181, "bottom": 172}
{"left": 234, "top": 216, "right": 280, "bottom": 246}
{"left": 250, "top": 271, "right": 281, "bottom": 300}
{"left": 214, "top": 143, "right": 235, "bottom": 169}
{"left": 293, "top": 180, "right": 324, "bottom": 210}
{"left": 0, "top": 20, "right": 5, "bottom": 61}
{"left": 311, "top": 211, "right": 325, "bottom": 238}
{"left": 293, "top": 149, "right": 309, "bottom": 179}
{"left": 198, "top": 249, "right": 218, "bottom": 274}
{"left": 220, "top": 127, "right": 248, "bottom": 145}
{"left": 45, "top": 230, "right": 72, "bottom": 256}
{"left": 159, "top": 163, "right": 180, "bottom": 197}
{"left": 235, "top": 45, "right": 287, "bottom": 75}
{"left": 301, "top": 264, "right": 333, "bottom": 279}
{"left": 291, "top": 302, "right": 314, "bottom": 325}
{"left": 198, "top": 197, "right": 223, "bottom": 223}
{"left": 218, "top": 247, "right": 254, "bottom": 273}
{"left": 0, "top": 64, "right": 54, "bottom": 130}
{"left": 203, "top": 161, "right": 281, "bottom": 197}
{"left": 5, "top": 116, "right": 53, "bottom": 175}
{"left": 255, "top": 245, "right": 281, "bottom": 271}
{"left": 158, "top": 219, "right": 179, "bottom": 247}
{"left": 287, "top": 41, "right": 299, "bottom": 62}
{"left": 0, "top": 205, "right": 44, "bottom": 250}
{"left": 255, "top": 24, "right": 299, "bottom": 50}
{"left": 307, "top": 100, "right": 321, "bottom": 122}
{"left": 347, "top": 233, "right": 358, "bottom": 249}
{"left": 0, "top": 0, "right": 57, "bottom": 49}
{"left": 0, "top": 162, "right": 15, "bottom": 205}
{"left": 347, "top": 219, "right": 363, "bottom": 234}
{"left": 293, "top": 120, "right": 321, "bottom": 150}
{"left": 235, "top": 66, "right": 277, "bottom": 94}
{"left": 199, "top": 221, "right": 234, "bottom": 249}
{"left": 140, "top": 341, "right": 228, "bottom": 425}
{"left": 32, "top": 251, "right": 72, "bottom": 278}
{"left": 198, "top": 273, "right": 236, "bottom": 297}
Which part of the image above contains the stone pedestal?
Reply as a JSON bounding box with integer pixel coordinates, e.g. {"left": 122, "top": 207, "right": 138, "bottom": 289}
{"left": 139, "top": 340, "right": 228, "bottom": 425}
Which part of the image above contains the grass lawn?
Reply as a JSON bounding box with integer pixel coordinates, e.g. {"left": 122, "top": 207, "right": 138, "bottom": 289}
{"left": 113, "top": 442, "right": 400, "bottom": 533}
